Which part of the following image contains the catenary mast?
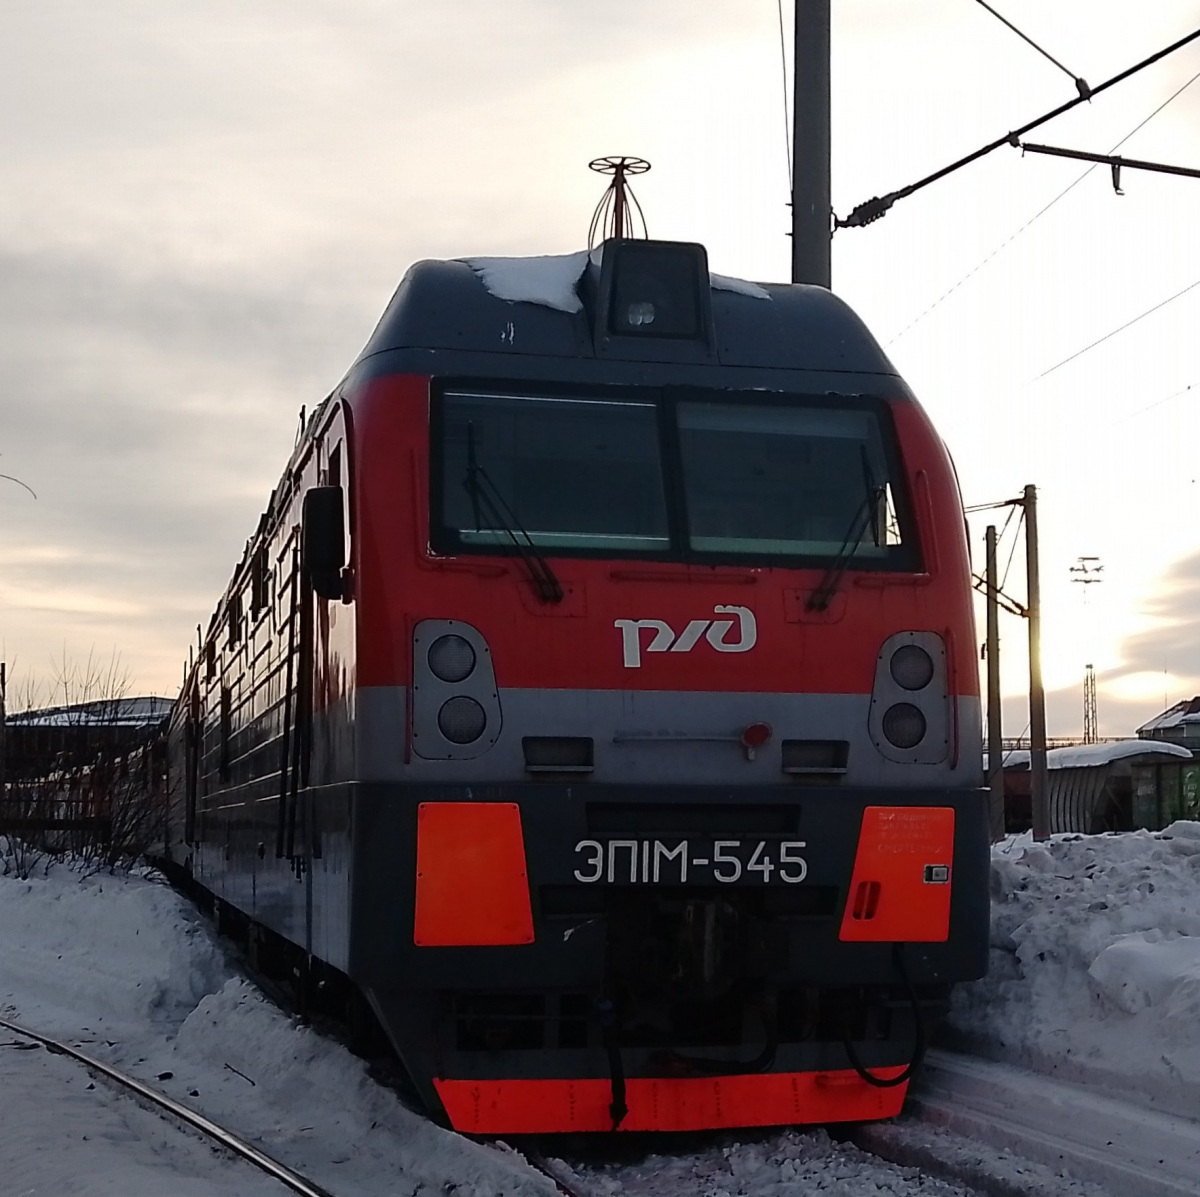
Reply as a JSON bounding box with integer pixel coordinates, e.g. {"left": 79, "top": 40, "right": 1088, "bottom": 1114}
{"left": 792, "top": 0, "right": 832, "bottom": 287}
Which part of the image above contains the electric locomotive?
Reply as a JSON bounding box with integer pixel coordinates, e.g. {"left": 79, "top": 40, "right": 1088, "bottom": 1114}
{"left": 163, "top": 229, "right": 989, "bottom": 1134}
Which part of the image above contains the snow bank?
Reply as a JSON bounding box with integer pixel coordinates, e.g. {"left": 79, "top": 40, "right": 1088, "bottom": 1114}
{"left": 948, "top": 822, "right": 1200, "bottom": 1117}
{"left": 0, "top": 864, "right": 555, "bottom": 1197}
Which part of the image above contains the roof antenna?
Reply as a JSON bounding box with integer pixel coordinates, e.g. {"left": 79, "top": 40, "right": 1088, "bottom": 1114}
{"left": 588, "top": 156, "right": 650, "bottom": 249}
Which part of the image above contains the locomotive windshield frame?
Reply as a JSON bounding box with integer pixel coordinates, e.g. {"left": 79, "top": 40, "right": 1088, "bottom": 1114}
{"left": 431, "top": 379, "right": 922, "bottom": 571}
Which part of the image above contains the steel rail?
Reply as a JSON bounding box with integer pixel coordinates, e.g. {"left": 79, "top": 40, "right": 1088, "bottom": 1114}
{"left": 905, "top": 1048, "right": 1200, "bottom": 1197}
{"left": 0, "top": 1014, "right": 336, "bottom": 1197}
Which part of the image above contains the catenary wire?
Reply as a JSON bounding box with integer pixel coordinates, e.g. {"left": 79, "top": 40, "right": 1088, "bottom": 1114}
{"left": 1000, "top": 506, "right": 1024, "bottom": 593}
{"left": 835, "top": 24, "right": 1200, "bottom": 231}
{"left": 1034, "top": 276, "right": 1200, "bottom": 380}
{"left": 972, "top": 0, "right": 1086, "bottom": 91}
{"left": 777, "top": 0, "right": 793, "bottom": 185}
{"left": 886, "top": 63, "right": 1200, "bottom": 347}
{"left": 1120, "top": 381, "right": 1195, "bottom": 423}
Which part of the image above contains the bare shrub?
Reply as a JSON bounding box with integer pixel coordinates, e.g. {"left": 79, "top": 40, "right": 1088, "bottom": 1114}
{"left": 0, "top": 651, "right": 169, "bottom": 877}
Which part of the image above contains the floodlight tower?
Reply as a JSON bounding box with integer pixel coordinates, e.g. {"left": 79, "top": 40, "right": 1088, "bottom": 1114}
{"left": 1070, "top": 556, "right": 1104, "bottom": 743}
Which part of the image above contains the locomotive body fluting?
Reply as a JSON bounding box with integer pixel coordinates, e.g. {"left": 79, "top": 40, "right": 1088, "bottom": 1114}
{"left": 163, "top": 239, "right": 989, "bottom": 1133}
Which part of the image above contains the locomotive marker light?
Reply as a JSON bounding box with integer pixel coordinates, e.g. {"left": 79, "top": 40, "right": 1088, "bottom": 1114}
{"left": 739, "top": 721, "right": 773, "bottom": 761}
{"left": 868, "top": 631, "right": 951, "bottom": 764}
{"left": 427, "top": 633, "right": 476, "bottom": 683}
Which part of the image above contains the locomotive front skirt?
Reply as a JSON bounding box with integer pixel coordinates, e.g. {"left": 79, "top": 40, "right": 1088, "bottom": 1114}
{"left": 162, "top": 239, "right": 990, "bottom": 1134}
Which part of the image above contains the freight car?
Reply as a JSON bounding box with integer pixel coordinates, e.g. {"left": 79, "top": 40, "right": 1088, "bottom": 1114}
{"left": 161, "top": 232, "right": 989, "bottom": 1134}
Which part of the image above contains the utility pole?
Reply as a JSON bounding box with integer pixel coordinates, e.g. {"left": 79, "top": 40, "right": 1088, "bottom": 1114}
{"left": 1025, "top": 484, "right": 1050, "bottom": 839}
{"left": 985, "top": 527, "right": 1005, "bottom": 840}
{"left": 792, "top": 0, "right": 831, "bottom": 287}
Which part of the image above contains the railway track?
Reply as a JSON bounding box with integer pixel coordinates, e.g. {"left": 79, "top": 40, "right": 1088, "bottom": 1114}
{"left": 0, "top": 1014, "right": 335, "bottom": 1197}
{"left": 862, "top": 1048, "right": 1200, "bottom": 1197}
{"left": 11, "top": 991, "right": 1197, "bottom": 1197}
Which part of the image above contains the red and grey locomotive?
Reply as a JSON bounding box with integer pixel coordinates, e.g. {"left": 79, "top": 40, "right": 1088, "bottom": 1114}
{"left": 164, "top": 232, "right": 989, "bottom": 1134}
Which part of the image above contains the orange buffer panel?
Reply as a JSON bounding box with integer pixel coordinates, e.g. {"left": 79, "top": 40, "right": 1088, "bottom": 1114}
{"left": 434, "top": 1069, "right": 908, "bottom": 1133}
{"left": 839, "top": 806, "right": 955, "bottom": 942}
{"left": 414, "top": 802, "right": 535, "bottom": 947}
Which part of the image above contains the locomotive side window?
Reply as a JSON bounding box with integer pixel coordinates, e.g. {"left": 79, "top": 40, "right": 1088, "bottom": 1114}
{"left": 439, "top": 391, "right": 669, "bottom": 553}
{"left": 677, "top": 400, "right": 912, "bottom": 564}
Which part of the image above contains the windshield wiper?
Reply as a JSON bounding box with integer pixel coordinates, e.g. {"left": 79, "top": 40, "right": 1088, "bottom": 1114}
{"left": 463, "top": 424, "right": 564, "bottom": 604}
{"left": 806, "top": 447, "right": 886, "bottom": 613}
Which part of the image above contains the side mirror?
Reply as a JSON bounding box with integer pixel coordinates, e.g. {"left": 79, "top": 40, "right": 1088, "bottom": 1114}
{"left": 302, "top": 486, "right": 346, "bottom": 600}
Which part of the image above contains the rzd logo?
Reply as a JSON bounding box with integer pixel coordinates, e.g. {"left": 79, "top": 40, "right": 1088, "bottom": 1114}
{"left": 614, "top": 605, "right": 757, "bottom": 669}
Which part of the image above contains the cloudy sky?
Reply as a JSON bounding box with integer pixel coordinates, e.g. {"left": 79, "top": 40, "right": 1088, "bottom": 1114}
{"left": 3, "top": 0, "right": 1200, "bottom": 736}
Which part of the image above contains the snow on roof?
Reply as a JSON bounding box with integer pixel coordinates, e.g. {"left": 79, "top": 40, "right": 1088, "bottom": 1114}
{"left": 988, "top": 739, "right": 1192, "bottom": 772}
{"left": 463, "top": 250, "right": 590, "bottom": 313}
{"left": 710, "top": 272, "right": 771, "bottom": 300}
{"left": 461, "top": 248, "right": 771, "bottom": 314}
{"left": 1137, "top": 696, "right": 1200, "bottom": 733}
{"left": 7, "top": 695, "right": 173, "bottom": 729}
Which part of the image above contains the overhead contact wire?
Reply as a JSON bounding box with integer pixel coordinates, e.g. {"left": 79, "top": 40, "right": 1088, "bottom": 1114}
{"left": 777, "top": 0, "right": 793, "bottom": 184}
{"left": 1035, "top": 276, "right": 1200, "bottom": 380}
{"left": 887, "top": 64, "right": 1200, "bottom": 346}
{"left": 837, "top": 25, "right": 1200, "bottom": 229}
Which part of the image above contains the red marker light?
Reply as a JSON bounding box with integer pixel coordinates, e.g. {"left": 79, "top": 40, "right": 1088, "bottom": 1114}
{"left": 741, "top": 722, "right": 773, "bottom": 749}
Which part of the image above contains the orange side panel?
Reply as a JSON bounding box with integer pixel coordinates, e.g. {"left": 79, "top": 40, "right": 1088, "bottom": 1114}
{"left": 434, "top": 1069, "right": 908, "bottom": 1133}
{"left": 414, "top": 802, "right": 535, "bottom": 947}
{"left": 839, "top": 806, "right": 955, "bottom": 943}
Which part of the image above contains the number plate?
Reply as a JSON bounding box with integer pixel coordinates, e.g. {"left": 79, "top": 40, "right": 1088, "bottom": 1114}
{"left": 572, "top": 838, "right": 808, "bottom": 885}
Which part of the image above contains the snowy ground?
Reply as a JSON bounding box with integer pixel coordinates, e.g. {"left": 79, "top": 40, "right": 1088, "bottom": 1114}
{"left": 947, "top": 820, "right": 1200, "bottom": 1121}
{"left": 1, "top": 823, "right": 1199, "bottom": 1194}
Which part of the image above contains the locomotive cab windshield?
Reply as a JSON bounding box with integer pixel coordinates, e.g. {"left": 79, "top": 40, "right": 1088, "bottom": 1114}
{"left": 434, "top": 386, "right": 919, "bottom": 570}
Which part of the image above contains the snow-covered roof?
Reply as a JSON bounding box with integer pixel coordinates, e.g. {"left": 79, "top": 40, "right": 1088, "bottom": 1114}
{"left": 989, "top": 739, "right": 1193, "bottom": 772}
{"left": 1136, "top": 697, "right": 1200, "bottom": 734}
{"left": 7, "top": 696, "right": 173, "bottom": 729}
{"left": 461, "top": 248, "right": 772, "bottom": 314}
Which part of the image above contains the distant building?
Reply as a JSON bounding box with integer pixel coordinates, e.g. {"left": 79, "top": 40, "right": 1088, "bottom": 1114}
{"left": 1131, "top": 699, "right": 1200, "bottom": 828}
{"left": 990, "top": 739, "right": 1192, "bottom": 834}
{"left": 0, "top": 695, "right": 171, "bottom": 834}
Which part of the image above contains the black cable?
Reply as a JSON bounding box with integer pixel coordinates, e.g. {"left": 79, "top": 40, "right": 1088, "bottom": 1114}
{"left": 887, "top": 65, "right": 1200, "bottom": 347}
{"left": 972, "top": 0, "right": 1089, "bottom": 95}
{"left": 999, "top": 506, "right": 1024, "bottom": 593}
{"left": 1035, "top": 277, "right": 1200, "bottom": 380}
{"left": 596, "top": 999, "right": 627, "bottom": 1129}
{"left": 842, "top": 945, "right": 927, "bottom": 1088}
{"left": 652, "top": 999, "right": 779, "bottom": 1076}
{"left": 837, "top": 25, "right": 1200, "bottom": 230}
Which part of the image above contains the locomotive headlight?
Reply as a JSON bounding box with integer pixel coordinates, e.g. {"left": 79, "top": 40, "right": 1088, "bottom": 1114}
{"left": 600, "top": 240, "right": 711, "bottom": 342}
{"left": 890, "top": 644, "right": 934, "bottom": 691}
{"left": 428, "top": 633, "right": 476, "bottom": 683}
{"left": 438, "top": 696, "right": 487, "bottom": 744}
{"left": 882, "top": 703, "right": 927, "bottom": 750}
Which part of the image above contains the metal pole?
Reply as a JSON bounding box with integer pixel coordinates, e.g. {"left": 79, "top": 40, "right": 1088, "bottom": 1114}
{"left": 1025, "top": 484, "right": 1050, "bottom": 838}
{"left": 985, "top": 527, "right": 1005, "bottom": 841}
{"left": 792, "top": 0, "right": 831, "bottom": 287}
